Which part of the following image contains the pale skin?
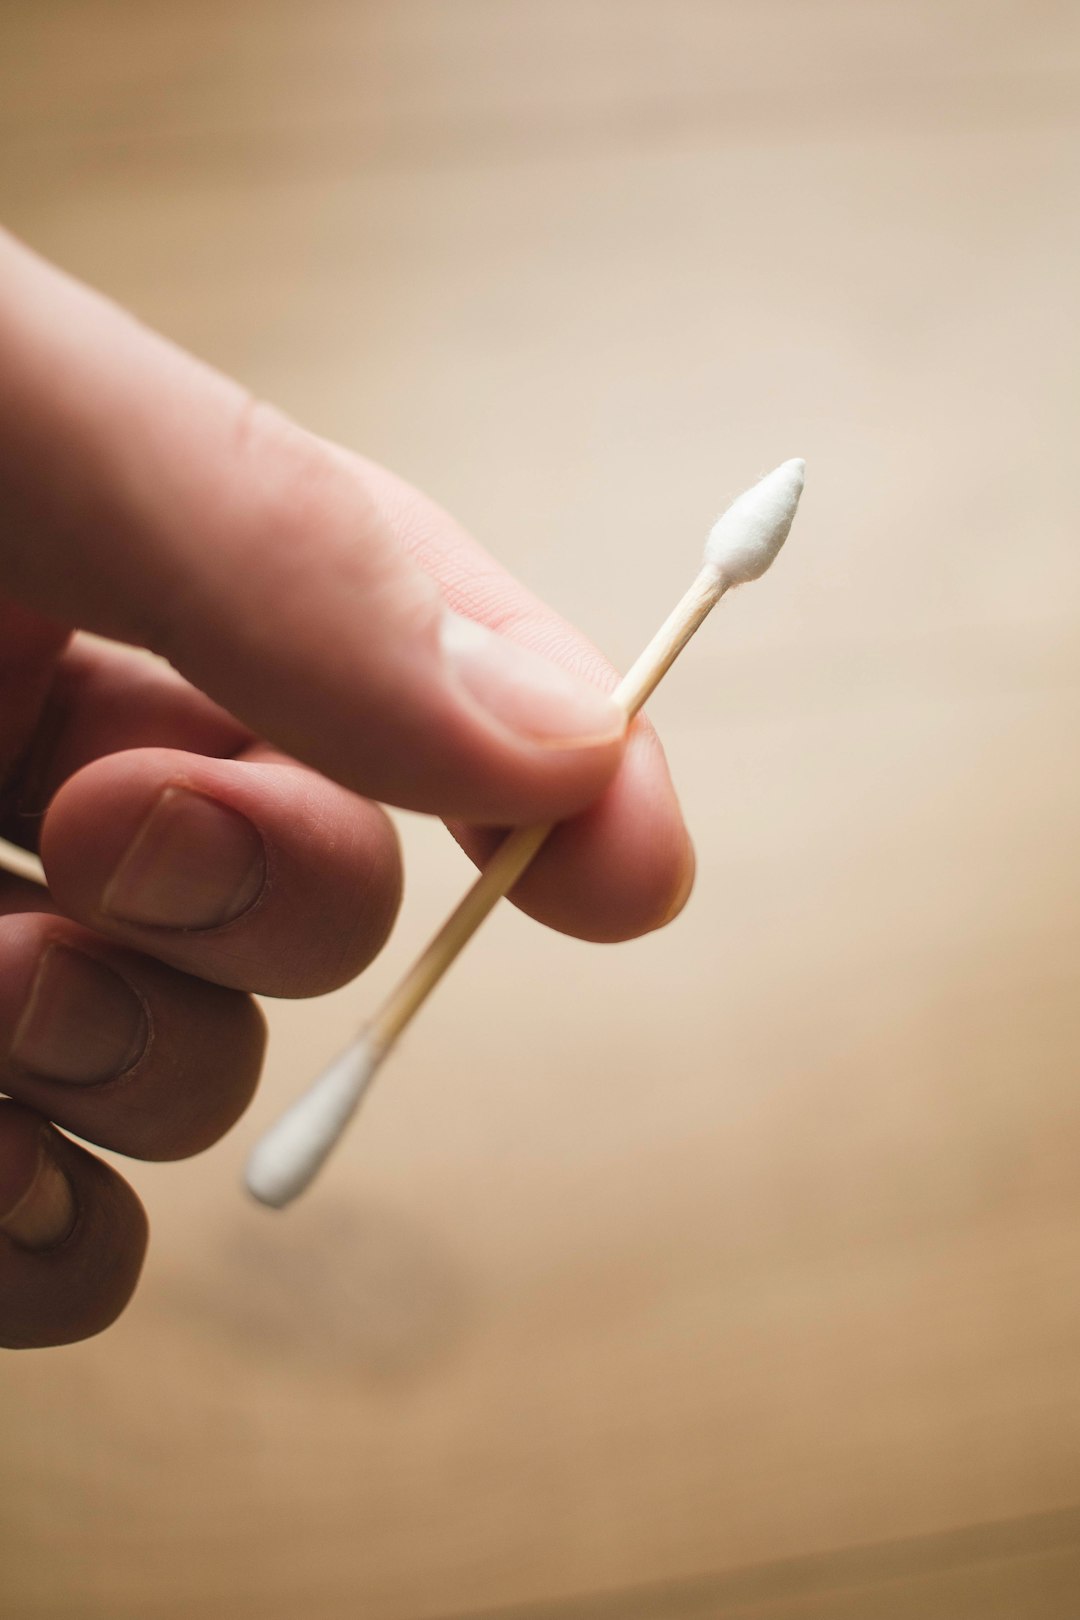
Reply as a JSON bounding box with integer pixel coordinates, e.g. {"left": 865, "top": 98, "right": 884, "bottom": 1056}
{"left": 0, "top": 229, "right": 693, "bottom": 1348}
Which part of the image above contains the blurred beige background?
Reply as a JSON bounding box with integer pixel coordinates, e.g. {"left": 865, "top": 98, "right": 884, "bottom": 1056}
{"left": 2, "top": 2, "right": 1080, "bottom": 1616}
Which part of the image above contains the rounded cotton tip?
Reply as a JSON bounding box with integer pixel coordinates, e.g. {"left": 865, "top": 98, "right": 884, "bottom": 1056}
{"left": 704, "top": 457, "right": 805, "bottom": 585}
{"left": 245, "top": 1038, "right": 381, "bottom": 1208}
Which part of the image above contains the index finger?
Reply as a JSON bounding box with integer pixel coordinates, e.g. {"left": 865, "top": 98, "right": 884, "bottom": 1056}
{"left": 0, "top": 230, "right": 692, "bottom": 937}
{"left": 0, "top": 229, "right": 624, "bottom": 828}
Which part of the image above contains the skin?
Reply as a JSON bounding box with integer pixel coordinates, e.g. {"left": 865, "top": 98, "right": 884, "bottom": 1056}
{"left": 0, "top": 229, "right": 693, "bottom": 1348}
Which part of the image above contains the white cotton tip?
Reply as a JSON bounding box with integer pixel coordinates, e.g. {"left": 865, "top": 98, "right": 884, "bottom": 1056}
{"left": 244, "top": 1037, "right": 382, "bottom": 1209}
{"left": 704, "top": 458, "right": 805, "bottom": 585}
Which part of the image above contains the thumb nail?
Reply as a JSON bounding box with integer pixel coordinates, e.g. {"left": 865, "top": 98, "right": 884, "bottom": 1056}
{"left": 441, "top": 611, "right": 624, "bottom": 748}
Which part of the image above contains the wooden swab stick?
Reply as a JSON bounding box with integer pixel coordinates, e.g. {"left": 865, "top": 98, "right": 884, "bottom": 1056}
{"left": 246, "top": 458, "right": 806, "bottom": 1208}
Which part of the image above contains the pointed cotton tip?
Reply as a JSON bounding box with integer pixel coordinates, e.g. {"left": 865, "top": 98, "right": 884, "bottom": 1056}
{"left": 245, "top": 1038, "right": 382, "bottom": 1208}
{"left": 704, "top": 458, "right": 805, "bottom": 586}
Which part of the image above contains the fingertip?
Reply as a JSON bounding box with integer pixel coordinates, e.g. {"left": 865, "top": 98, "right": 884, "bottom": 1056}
{"left": 452, "top": 725, "right": 693, "bottom": 943}
{"left": 0, "top": 914, "right": 267, "bottom": 1162}
{"left": 653, "top": 832, "right": 696, "bottom": 931}
{"left": 40, "top": 748, "right": 405, "bottom": 997}
{"left": 0, "top": 1104, "right": 148, "bottom": 1348}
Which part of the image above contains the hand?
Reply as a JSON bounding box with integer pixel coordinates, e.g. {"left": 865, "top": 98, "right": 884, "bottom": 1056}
{"left": 0, "top": 230, "right": 693, "bottom": 1348}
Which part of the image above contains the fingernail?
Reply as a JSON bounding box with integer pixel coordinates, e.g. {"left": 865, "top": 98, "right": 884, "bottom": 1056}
{"left": 12, "top": 945, "right": 149, "bottom": 1085}
{"left": 0, "top": 1133, "right": 77, "bottom": 1250}
{"left": 441, "top": 612, "right": 624, "bottom": 748}
{"left": 103, "top": 787, "right": 266, "bottom": 930}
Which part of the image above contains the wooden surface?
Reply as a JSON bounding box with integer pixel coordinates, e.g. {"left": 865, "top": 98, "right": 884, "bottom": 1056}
{"left": 2, "top": 3, "right": 1080, "bottom": 1615}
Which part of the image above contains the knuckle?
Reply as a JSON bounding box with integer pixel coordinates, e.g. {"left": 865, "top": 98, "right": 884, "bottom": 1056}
{"left": 228, "top": 394, "right": 337, "bottom": 545}
{"left": 225, "top": 393, "right": 440, "bottom": 627}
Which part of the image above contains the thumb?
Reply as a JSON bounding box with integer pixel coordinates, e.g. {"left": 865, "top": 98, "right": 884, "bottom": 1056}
{"left": 0, "top": 231, "right": 624, "bottom": 824}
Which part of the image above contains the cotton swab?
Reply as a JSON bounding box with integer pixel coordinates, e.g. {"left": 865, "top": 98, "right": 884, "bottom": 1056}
{"left": 246, "top": 458, "right": 806, "bottom": 1208}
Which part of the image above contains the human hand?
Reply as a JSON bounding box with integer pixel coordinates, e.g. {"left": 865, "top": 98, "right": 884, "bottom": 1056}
{"left": 0, "top": 230, "right": 693, "bottom": 1347}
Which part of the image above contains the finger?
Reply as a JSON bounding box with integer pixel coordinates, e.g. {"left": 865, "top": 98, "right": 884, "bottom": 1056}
{"left": 0, "top": 1101, "right": 148, "bottom": 1349}
{"left": 40, "top": 747, "right": 402, "bottom": 996}
{"left": 0, "top": 913, "right": 266, "bottom": 1159}
{"left": 2, "top": 634, "right": 251, "bottom": 851}
{"left": 451, "top": 725, "right": 695, "bottom": 942}
{"left": 0, "top": 230, "right": 625, "bottom": 826}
